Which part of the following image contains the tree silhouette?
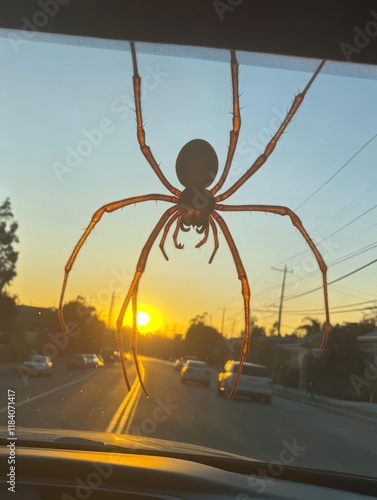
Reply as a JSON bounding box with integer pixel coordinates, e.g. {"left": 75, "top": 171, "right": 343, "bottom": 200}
{"left": 184, "top": 320, "right": 228, "bottom": 366}
{"left": 0, "top": 198, "right": 19, "bottom": 294}
{"left": 297, "top": 316, "right": 323, "bottom": 338}
{"left": 62, "top": 296, "right": 106, "bottom": 354}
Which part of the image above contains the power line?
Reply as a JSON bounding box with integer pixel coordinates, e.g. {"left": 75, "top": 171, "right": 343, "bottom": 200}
{"left": 253, "top": 239, "right": 377, "bottom": 299}
{"left": 281, "top": 256, "right": 377, "bottom": 303}
{"left": 273, "top": 202, "right": 377, "bottom": 266}
{"left": 282, "top": 298, "right": 377, "bottom": 314}
{"left": 286, "top": 305, "right": 377, "bottom": 315}
{"left": 294, "top": 132, "right": 377, "bottom": 211}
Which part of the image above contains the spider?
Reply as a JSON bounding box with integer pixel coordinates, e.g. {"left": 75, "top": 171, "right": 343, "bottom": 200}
{"left": 58, "top": 42, "right": 330, "bottom": 399}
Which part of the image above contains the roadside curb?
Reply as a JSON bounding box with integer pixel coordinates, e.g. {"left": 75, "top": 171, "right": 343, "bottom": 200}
{"left": 273, "top": 385, "right": 377, "bottom": 423}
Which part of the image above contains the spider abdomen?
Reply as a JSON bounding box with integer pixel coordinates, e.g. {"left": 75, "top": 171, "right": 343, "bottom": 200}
{"left": 178, "top": 187, "right": 215, "bottom": 227}
{"left": 176, "top": 139, "right": 218, "bottom": 188}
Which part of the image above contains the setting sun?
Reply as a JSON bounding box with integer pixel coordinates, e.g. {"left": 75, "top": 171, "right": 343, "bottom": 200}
{"left": 137, "top": 311, "right": 150, "bottom": 327}
{"left": 120, "top": 303, "right": 163, "bottom": 334}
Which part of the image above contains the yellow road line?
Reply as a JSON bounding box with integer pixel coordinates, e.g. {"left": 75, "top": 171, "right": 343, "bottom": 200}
{"left": 105, "top": 361, "right": 145, "bottom": 433}
{"left": 115, "top": 362, "right": 145, "bottom": 433}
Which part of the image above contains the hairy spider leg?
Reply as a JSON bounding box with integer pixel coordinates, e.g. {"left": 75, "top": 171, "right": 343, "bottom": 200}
{"left": 211, "top": 50, "right": 241, "bottom": 194}
{"left": 130, "top": 285, "right": 149, "bottom": 395}
{"left": 207, "top": 216, "right": 219, "bottom": 264}
{"left": 130, "top": 41, "right": 181, "bottom": 197}
{"left": 116, "top": 206, "right": 179, "bottom": 396}
{"left": 216, "top": 60, "right": 326, "bottom": 202}
{"left": 216, "top": 203, "right": 330, "bottom": 348}
{"left": 211, "top": 211, "right": 251, "bottom": 399}
{"left": 159, "top": 210, "right": 181, "bottom": 260}
{"left": 58, "top": 194, "right": 177, "bottom": 344}
{"left": 173, "top": 216, "right": 185, "bottom": 249}
{"left": 195, "top": 221, "right": 210, "bottom": 248}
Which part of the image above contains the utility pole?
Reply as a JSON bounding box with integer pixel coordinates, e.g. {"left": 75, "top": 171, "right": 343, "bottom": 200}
{"left": 271, "top": 266, "right": 293, "bottom": 336}
{"left": 221, "top": 307, "right": 226, "bottom": 336}
{"left": 107, "top": 290, "right": 115, "bottom": 328}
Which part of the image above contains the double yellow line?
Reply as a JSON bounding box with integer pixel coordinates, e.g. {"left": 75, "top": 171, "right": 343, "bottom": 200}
{"left": 105, "top": 361, "right": 145, "bottom": 434}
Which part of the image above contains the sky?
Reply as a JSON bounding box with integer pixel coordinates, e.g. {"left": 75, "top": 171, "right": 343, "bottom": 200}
{"left": 0, "top": 30, "right": 377, "bottom": 338}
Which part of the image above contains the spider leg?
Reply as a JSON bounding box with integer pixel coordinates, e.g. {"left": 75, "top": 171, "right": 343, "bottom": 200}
{"left": 211, "top": 50, "right": 241, "bottom": 194}
{"left": 116, "top": 205, "right": 178, "bottom": 395}
{"left": 196, "top": 224, "right": 207, "bottom": 235}
{"left": 216, "top": 60, "right": 326, "bottom": 202}
{"left": 130, "top": 285, "right": 149, "bottom": 395}
{"left": 173, "top": 216, "right": 185, "bottom": 249}
{"left": 211, "top": 211, "right": 251, "bottom": 399}
{"left": 58, "top": 194, "right": 177, "bottom": 333}
{"left": 195, "top": 222, "right": 209, "bottom": 248}
{"left": 179, "top": 220, "right": 190, "bottom": 232}
{"left": 130, "top": 42, "right": 181, "bottom": 197}
{"left": 159, "top": 208, "right": 180, "bottom": 260}
{"left": 208, "top": 216, "right": 219, "bottom": 264}
{"left": 216, "top": 203, "right": 330, "bottom": 348}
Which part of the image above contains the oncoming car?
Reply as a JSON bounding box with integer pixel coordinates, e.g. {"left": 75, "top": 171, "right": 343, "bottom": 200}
{"left": 20, "top": 355, "right": 53, "bottom": 377}
{"left": 180, "top": 360, "right": 211, "bottom": 386}
{"left": 84, "top": 354, "right": 104, "bottom": 368}
{"left": 218, "top": 361, "right": 272, "bottom": 403}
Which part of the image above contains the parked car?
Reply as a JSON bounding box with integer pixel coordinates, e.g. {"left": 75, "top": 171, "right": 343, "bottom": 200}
{"left": 21, "top": 355, "right": 53, "bottom": 376}
{"left": 84, "top": 354, "right": 104, "bottom": 368}
{"left": 180, "top": 360, "right": 211, "bottom": 386}
{"left": 67, "top": 354, "right": 88, "bottom": 370}
{"left": 218, "top": 361, "right": 272, "bottom": 403}
{"left": 174, "top": 356, "right": 198, "bottom": 371}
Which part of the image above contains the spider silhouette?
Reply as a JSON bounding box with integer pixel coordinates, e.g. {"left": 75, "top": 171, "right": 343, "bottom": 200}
{"left": 58, "top": 42, "right": 330, "bottom": 399}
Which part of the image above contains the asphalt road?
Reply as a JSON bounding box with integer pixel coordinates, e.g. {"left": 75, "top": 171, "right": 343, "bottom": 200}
{"left": 1, "top": 357, "right": 376, "bottom": 478}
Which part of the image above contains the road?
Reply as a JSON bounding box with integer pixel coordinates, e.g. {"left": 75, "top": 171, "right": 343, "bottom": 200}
{"left": 0, "top": 357, "right": 376, "bottom": 478}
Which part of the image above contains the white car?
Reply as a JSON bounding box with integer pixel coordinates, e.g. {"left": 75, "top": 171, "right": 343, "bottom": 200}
{"left": 218, "top": 361, "right": 272, "bottom": 403}
{"left": 84, "top": 354, "right": 104, "bottom": 368}
{"left": 21, "top": 355, "right": 53, "bottom": 376}
{"left": 180, "top": 360, "right": 211, "bottom": 386}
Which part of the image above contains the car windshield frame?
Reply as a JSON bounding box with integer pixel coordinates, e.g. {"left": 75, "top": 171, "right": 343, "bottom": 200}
{"left": 1, "top": 2, "right": 377, "bottom": 485}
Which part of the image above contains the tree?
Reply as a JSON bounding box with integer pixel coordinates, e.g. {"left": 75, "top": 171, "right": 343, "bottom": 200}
{"left": 184, "top": 320, "right": 228, "bottom": 366}
{"left": 0, "top": 198, "right": 19, "bottom": 294}
{"left": 0, "top": 293, "right": 17, "bottom": 345}
{"left": 62, "top": 296, "right": 106, "bottom": 354}
{"left": 296, "top": 316, "right": 323, "bottom": 338}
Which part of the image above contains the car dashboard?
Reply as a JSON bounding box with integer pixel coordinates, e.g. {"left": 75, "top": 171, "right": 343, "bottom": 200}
{"left": 1, "top": 440, "right": 377, "bottom": 500}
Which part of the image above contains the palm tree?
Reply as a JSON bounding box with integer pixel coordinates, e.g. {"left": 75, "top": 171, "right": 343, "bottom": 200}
{"left": 297, "top": 317, "right": 323, "bottom": 339}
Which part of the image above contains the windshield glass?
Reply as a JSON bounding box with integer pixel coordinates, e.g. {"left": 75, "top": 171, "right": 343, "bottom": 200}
{"left": 0, "top": 30, "right": 377, "bottom": 480}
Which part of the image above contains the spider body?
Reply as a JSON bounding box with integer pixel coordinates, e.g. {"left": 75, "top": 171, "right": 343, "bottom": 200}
{"left": 176, "top": 139, "right": 218, "bottom": 188}
{"left": 178, "top": 186, "right": 215, "bottom": 228}
{"left": 59, "top": 43, "right": 330, "bottom": 399}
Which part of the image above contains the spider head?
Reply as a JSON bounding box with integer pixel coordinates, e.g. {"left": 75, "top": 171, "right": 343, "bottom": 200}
{"left": 176, "top": 139, "right": 218, "bottom": 188}
{"left": 178, "top": 187, "right": 215, "bottom": 228}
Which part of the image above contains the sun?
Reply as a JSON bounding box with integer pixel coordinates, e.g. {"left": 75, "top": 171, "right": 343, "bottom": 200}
{"left": 137, "top": 311, "right": 150, "bottom": 327}
{"left": 120, "top": 303, "right": 163, "bottom": 334}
